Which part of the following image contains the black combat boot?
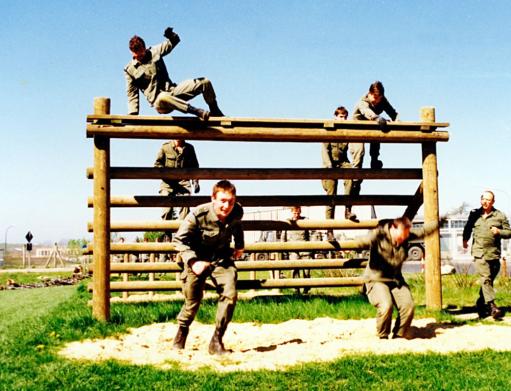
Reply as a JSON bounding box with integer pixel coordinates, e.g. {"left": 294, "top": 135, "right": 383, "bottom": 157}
{"left": 172, "top": 326, "right": 189, "bottom": 350}
{"left": 489, "top": 301, "right": 504, "bottom": 319}
{"left": 208, "top": 327, "right": 231, "bottom": 355}
{"left": 208, "top": 101, "right": 224, "bottom": 117}
{"left": 476, "top": 296, "right": 490, "bottom": 318}
{"left": 344, "top": 206, "right": 358, "bottom": 222}
{"left": 370, "top": 158, "right": 383, "bottom": 169}
{"left": 187, "top": 105, "right": 210, "bottom": 121}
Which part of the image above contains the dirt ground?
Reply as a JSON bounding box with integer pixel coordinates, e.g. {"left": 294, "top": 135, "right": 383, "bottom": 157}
{"left": 60, "top": 293, "right": 511, "bottom": 372}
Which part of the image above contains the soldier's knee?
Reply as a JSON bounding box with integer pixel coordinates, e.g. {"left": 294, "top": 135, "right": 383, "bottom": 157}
{"left": 378, "top": 301, "right": 394, "bottom": 317}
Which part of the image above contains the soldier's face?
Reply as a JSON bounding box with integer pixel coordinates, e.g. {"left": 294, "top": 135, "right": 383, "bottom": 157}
{"left": 391, "top": 224, "right": 410, "bottom": 246}
{"left": 369, "top": 91, "right": 383, "bottom": 106}
{"left": 291, "top": 207, "right": 301, "bottom": 220}
{"left": 131, "top": 46, "right": 147, "bottom": 62}
{"left": 212, "top": 191, "right": 236, "bottom": 221}
{"left": 480, "top": 192, "right": 495, "bottom": 212}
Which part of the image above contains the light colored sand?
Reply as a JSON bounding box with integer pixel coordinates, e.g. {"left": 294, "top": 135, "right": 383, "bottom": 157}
{"left": 59, "top": 314, "right": 511, "bottom": 372}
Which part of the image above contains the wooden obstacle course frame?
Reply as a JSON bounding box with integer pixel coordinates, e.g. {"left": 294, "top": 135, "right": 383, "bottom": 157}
{"left": 88, "top": 98, "right": 448, "bottom": 321}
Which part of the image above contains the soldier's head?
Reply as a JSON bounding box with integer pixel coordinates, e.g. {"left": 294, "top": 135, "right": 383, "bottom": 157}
{"left": 290, "top": 206, "right": 302, "bottom": 220}
{"left": 333, "top": 106, "right": 348, "bottom": 120}
{"left": 390, "top": 216, "right": 412, "bottom": 246}
{"left": 368, "top": 81, "right": 385, "bottom": 105}
{"left": 212, "top": 180, "right": 237, "bottom": 221}
{"left": 480, "top": 190, "right": 495, "bottom": 213}
{"left": 129, "top": 35, "right": 147, "bottom": 62}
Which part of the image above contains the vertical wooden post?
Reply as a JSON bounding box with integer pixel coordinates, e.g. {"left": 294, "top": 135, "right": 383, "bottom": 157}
{"left": 92, "top": 97, "right": 111, "bottom": 321}
{"left": 420, "top": 106, "right": 442, "bottom": 310}
{"left": 122, "top": 253, "right": 129, "bottom": 300}
{"left": 149, "top": 252, "right": 155, "bottom": 297}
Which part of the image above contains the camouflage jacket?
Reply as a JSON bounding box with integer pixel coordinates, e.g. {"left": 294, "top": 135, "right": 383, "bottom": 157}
{"left": 463, "top": 207, "right": 511, "bottom": 260}
{"left": 361, "top": 220, "right": 438, "bottom": 283}
{"left": 154, "top": 141, "right": 199, "bottom": 193}
{"left": 124, "top": 38, "right": 178, "bottom": 114}
{"left": 173, "top": 202, "right": 244, "bottom": 266}
{"left": 353, "top": 94, "right": 398, "bottom": 121}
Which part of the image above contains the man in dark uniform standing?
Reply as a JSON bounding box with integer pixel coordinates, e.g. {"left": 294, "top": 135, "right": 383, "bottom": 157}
{"left": 125, "top": 27, "right": 224, "bottom": 120}
{"left": 463, "top": 190, "right": 511, "bottom": 319}
{"left": 172, "top": 180, "right": 244, "bottom": 355}
{"left": 154, "top": 139, "right": 199, "bottom": 221}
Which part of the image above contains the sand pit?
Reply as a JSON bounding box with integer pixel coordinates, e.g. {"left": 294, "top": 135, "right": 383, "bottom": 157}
{"left": 59, "top": 315, "right": 511, "bottom": 372}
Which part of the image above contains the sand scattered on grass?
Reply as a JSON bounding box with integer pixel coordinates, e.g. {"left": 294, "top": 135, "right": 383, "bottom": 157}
{"left": 59, "top": 314, "right": 511, "bottom": 372}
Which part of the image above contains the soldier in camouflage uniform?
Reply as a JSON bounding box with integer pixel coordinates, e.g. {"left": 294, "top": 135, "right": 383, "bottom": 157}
{"left": 172, "top": 180, "right": 244, "bottom": 355}
{"left": 154, "top": 139, "right": 200, "bottom": 221}
{"left": 281, "top": 206, "right": 311, "bottom": 293}
{"left": 361, "top": 216, "right": 439, "bottom": 339}
{"left": 352, "top": 81, "right": 398, "bottom": 171}
{"left": 124, "top": 27, "right": 224, "bottom": 120}
{"left": 322, "top": 106, "right": 356, "bottom": 229}
{"left": 463, "top": 190, "right": 511, "bottom": 319}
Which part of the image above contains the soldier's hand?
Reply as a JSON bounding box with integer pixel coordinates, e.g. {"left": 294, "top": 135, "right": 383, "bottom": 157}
{"left": 164, "top": 27, "right": 180, "bottom": 45}
{"left": 490, "top": 226, "right": 500, "bottom": 236}
{"left": 193, "top": 180, "right": 200, "bottom": 194}
{"left": 233, "top": 249, "right": 244, "bottom": 260}
{"left": 190, "top": 260, "right": 209, "bottom": 275}
{"left": 164, "top": 27, "right": 174, "bottom": 39}
{"left": 377, "top": 116, "right": 389, "bottom": 132}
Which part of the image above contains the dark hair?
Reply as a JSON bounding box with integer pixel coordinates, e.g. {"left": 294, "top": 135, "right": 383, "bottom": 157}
{"left": 333, "top": 106, "right": 349, "bottom": 118}
{"left": 393, "top": 216, "right": 412, "bottom": 229}
{"left": 129, "top": 35, "right": 146, "bottom": 52}
{"left": 212, "top": 180, "right": 236, "bottom": 197}
{"left": 369, "top": 81, "right": 385, "bottom": 96}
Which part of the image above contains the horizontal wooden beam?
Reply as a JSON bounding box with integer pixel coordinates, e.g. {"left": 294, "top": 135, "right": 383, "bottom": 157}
{"left": 86, "top": 167, "right": 423, "bottom": 180}
{"left": 106, "top": 258, "right": 367, "bottom": 273}
{"left": 87, "top": 219, "right": 379, "bottom": 232}
{"left": 87, "top": 194, "right": 414, "bottom": 208}
{"left": 106, "top": 277, "right": 365, "bottom": 291}
{"left": 87, "top": 122, "right": 449, "bottom": 143}
{"left": 85, "top": 240, "right": 369, "bottom": 254}
{"left": 87, "top": 115, "right": 449, "bottom": 129}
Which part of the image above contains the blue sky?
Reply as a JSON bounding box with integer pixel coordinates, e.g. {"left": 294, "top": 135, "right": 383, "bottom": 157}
{"left": 2, "top": 0, "right": 511, "bottom": 244}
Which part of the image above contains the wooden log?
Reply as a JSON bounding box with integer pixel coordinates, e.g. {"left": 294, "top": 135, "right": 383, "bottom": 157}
{"left": 106, "top": 277, "right": 365, "bottom": 292}
{"left": 87, "top": 114, "right": 448, "bottom": 128}
{"left": 87, "top": 194, "right": 415, "bottom": 208}
{"left": 86, "top": 240, "right": 369, "bottom": 254}
{"left": 421, "top": 106, "right": 442, "bottom": 310}
{"left": 403, "top": 182, "right": 424, "bottom": 220}
{"left": 86, "top": 122, "right": 450, "bottom": 143}
{"left": 86, "top": 167, "right": 423, "bottom": 180}
{"left": 88, "top": 218, "right": 379, "bottom": 232}
{"left": 92, "top": 97, "right": 111, "bottom": 322}
{"left": 106, "top": 258, "right": 367, "bottom": 273}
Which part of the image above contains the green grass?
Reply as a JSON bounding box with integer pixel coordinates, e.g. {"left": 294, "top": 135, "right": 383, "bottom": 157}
{"left": 1, "top": 273, "right": 511, "bottom": 390}
{"left": 0, "top": 271, "right": 80, "bottom": 287}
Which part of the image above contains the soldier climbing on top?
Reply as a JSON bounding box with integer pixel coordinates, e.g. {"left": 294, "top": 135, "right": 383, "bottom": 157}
{"left": 124, "top": 26, "right": 224, "bottom": 121}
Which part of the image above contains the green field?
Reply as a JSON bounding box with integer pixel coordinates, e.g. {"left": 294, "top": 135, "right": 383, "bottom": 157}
{"left": 1, "top": 273, "right": 510, "bottom": 390}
